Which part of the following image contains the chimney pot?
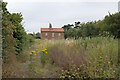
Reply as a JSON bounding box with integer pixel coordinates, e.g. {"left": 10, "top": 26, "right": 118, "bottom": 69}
{"left": 49, "top": 23, "right": 52, "bottom": 30}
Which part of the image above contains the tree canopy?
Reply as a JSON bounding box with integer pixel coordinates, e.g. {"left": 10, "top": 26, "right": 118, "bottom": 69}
{"left": 62, "top": 12, "right": 120, "bottom": 39}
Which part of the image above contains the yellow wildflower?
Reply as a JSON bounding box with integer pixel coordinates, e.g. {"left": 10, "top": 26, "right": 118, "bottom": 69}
{"left": 45, "top": 52, "right": 48, "bottom": 54}
{"left": 35, "top": 54, "right": 37, "bottom": 56}
{"left": 41, "top": 50, "right": 45, "bottom": 52}
{"left": 44, "top": 49, "right": 47, "bottom": 51}
{"left": 29, "top": 52, "right": 32, "bottom": 55}
{"left": 31, "top": 51, "right": 35, "bottom": 53}
{"left": 36, "top": 49, "right": 38, "bottom": 51}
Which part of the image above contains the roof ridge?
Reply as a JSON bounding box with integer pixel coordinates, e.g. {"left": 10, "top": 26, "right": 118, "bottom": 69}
{"left": 41, "top": 28, "right": 64, "bottom": 32}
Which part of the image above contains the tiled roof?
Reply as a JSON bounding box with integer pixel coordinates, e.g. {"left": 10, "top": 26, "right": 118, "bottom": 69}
{"left": 41, "top": 28, "right": 64, "bottom": 32}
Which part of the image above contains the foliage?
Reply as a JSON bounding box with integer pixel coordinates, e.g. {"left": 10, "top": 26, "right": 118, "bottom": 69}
{"left": 2, "top": 20, "right": 16, "bottom": 59}
{"left": 2, "top": 1, "right": 34, "bottom": 58}
{"left": 35, "top": 32, "right": 40, "bottom": 39}
{"left": 40, "top": 47, "right": 48, "bottom": 65}
{"left": 60, "top": 64, "right": 89, "bottom": 79}
{"left": 62, "top": 24, "right": 74, "bottom": 39}
{"left": 63, "top": 21, "right": 98, "bottom": 39}
{"left": 62, "top": 24, "right": 73, "bottom": 32}
{"left": 65, "top": 28, "right": 78, "bottom": 39}
{"left": 102, "top": 12, "right": 120, "bottom": 38}
{"left": 62, "top": 12, "right": 120, "bottom": 39}
{"left": 46, "top": 37, "right": 118, "bottom": 78}
{"left": 29, "top": 50, "right": 38, "bottom": 62}
{"left": 8, "top": 13, "right": 26, "bottom": 54}
{"left": 26, "top": 34, "right": 35, "bottom": 44}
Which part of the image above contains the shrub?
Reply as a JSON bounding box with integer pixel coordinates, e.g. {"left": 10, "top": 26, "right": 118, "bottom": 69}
{"left": 2, "top": 20, "right": 16, "bottom": 59}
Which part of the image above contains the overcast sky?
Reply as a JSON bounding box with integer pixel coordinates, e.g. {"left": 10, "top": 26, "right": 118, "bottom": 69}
{"left": 3, "top": 0, "right": 119, "bottom": 33}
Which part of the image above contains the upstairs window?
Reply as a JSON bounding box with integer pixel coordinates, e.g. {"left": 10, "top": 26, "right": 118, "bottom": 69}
{"left": 45, "top": 33, "right": 47, "bottom": 36}
{"left": 52, "top": 33, "right": 54, "bottom": 37}
{"left": 58, "top": 33, "right": 61, "bottom": 36}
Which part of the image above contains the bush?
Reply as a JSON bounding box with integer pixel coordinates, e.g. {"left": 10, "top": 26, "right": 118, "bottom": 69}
{"left": 2, "top": 20, "right": 16, "bottom": 59}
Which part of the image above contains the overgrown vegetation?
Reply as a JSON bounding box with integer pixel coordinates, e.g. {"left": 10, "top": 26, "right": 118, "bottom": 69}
{"left": 26, "top": 37, "right": 118, "bottom": 78}
{"left": 62, "top": 12, "right": 120, "bottom": 39}
{"left": 46, "top": 37, "right": 118, "bottom": 78}
{"left": 2, "top": 2, "right": 34, "bottom": 59}
{"left": 1, "top": 1, "right": 119, "bottom": 79}
{"left": 2, "top": 2, "right": 34, "bottom": 77}
{"left": 35, "top": 32, "right": 40, "bottom": 39}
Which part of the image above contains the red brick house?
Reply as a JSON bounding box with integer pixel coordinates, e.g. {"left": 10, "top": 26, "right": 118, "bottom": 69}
{"left": 41, "top": 24, "right": 64, "bottom": 40}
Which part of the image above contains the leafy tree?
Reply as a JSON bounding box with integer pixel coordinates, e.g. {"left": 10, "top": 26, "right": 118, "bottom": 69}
{"left": 75, "top": 22, "right": 97, "bottom": 38}
{"left": 2, "top": 2, "right": 33, "bottom": 56}
{"left": 62, "top": 24, "right": 73, "bottom": 31}
{"left": 74, "top": 21, "right": 81, "bottom": 29}
{"left": 62, "top": 24, "right": 74, "bottom": 39}
{"left": 103, "top": 12, "right": 120, "bottom": 38}
{"left": 7, "top": 13, "right": 26, "bottom": 54}
{"left": 2, "top": 2, "right": 16, "bottom": 59}
{"left": 2, "top": 20, "right": 16, "bottom": 59}
{"left": 62, "top": 12, "right": 120, "bottom": 39}
{"left": 35, "top": 32, "right": 40, "bottom": 39}
{"left": 66, "top": 28, "right": 78, "bottom": 39}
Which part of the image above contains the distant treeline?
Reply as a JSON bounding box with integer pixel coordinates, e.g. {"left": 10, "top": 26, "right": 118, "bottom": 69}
{"left": 62, "top": 12, "right": 120, "bottom": 39}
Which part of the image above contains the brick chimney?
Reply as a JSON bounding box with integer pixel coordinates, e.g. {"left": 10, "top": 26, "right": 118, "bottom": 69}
{"left": 49, "top": 23, "right": 52, "bottom": 30}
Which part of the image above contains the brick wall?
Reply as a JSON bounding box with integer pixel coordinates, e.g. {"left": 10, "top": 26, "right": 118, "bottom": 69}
{"left": 41, "top": 31, "right": 64, "bottom": 40}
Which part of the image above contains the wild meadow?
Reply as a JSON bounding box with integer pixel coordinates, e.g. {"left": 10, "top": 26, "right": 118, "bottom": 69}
{"left": 26, "top": 36, "right": 118, "bottom": 78}
{"left": 1, "top": 1, "right": 120, "bottom": 79}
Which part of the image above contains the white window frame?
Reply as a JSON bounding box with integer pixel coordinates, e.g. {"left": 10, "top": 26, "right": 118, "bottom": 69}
{"left": 58, "top": 33, "right": 61, "bottom": 36}
{"left": 45, "top": 33, "right": 47, "bottom": 36}
{"left": 52, "top": 33, "right": 54, "bottom": 37}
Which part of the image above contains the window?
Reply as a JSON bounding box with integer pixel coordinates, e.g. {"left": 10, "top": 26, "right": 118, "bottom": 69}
{"left": 58, "top": 33, "right": 61, "bottom": 36}
{"left": 45, "top": 33, "right": 47, "bottom": 36}
{"left": 52, "top": 33, "right": 54, "bottom": 37}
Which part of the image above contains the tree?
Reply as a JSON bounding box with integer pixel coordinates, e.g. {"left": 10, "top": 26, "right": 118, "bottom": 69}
{"left": 76, "top": 22, "right": 97, "bottom": 38}
{"left": 8, "top": 13, "right": 26, "bottom": 54}
{"left": 96, "top": 12, "right": 120, "bottom": 38}
{"left": 35, "top": 32, "right": 41, "bottom": 39}
{"left": 62, "top": 12, "right": 120, "bottom": 39}
{"left": 62, "top": 24, "right": 73, "bottom": 32}
{"left": 2, "top": 20, "right": 16, "bottom": 59}
{"left": 74, "top": 21, "right": 81, "bottom": 29}
{"left": 2, "top": 2, "right": 29, "bottom": 54}
{"left": 103, "top": 12, "right": 120, "bottom": 38}
{"left": 66, "top": 28, "right": 78, "bottom": 39}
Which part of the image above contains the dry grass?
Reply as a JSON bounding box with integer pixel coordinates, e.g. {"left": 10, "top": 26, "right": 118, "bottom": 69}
{"left": 3, "top": 37, "right": 118, "bottom": 78}
{"left": 45, "top": 37, "right": 118, "bottom": 78}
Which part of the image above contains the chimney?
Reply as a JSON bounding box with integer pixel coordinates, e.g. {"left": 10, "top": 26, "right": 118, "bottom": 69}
{"left": 49, "top": 23, "right": 52, "bottom": 30}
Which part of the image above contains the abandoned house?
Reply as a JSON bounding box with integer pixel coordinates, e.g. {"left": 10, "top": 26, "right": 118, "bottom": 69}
{"left": 41, "top": 23, "right": 64, "bottom": 40}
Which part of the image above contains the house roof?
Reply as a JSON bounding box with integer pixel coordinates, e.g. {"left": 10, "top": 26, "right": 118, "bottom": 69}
{"left": 41, "top": 28, "right": 64, "bottom": 32}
